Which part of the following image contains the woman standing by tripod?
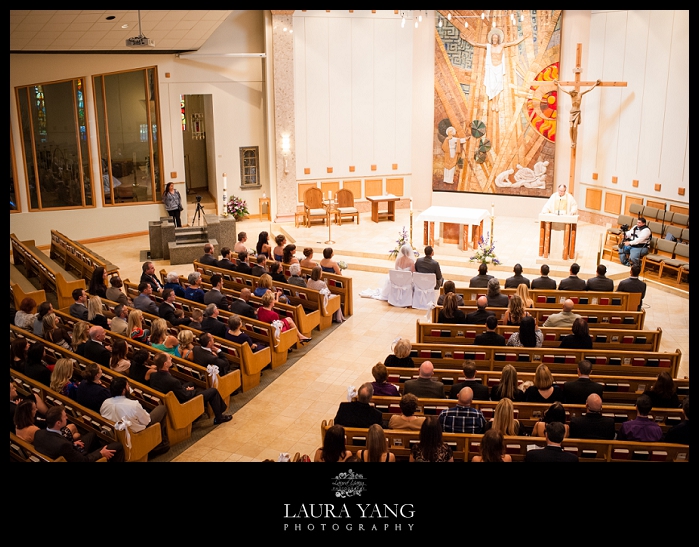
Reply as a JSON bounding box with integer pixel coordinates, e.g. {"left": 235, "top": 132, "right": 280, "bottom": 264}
{"left": 162, "top": 182, "right": 183, "bottom": 227}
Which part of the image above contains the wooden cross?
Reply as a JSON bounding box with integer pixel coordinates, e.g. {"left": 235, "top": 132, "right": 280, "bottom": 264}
{"left": 556, "top": 44, "right": 627, "bottom": 193}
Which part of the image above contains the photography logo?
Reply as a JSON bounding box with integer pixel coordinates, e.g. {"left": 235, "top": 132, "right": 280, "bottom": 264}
{"left": 331, "top": 469, "right": 366, "bottom": 498}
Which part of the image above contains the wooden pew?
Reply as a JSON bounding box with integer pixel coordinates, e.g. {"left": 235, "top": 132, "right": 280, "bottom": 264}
{"left": 404, "top": 343, "right": 682, "bottom": 378}
{"left": 321, "top": 421, "right": 690, "bottom": 462}
{"left": 49, "top": 229, "right": 120, "bottom": 285}
{"left": 416, "top": 321, "right": 663, "bottom": 352}
{"left": 431, "top": 305, "right": 646, "bottom": 330}
{"left": 11, "top": 263, "right": 47, "bottom": 311}
{"left": 281, "top": 262, "right": 353, "bottom": 317}
{"left": 11, "top": 233, "right": 85, "bottom": 309}
{"left": 10, "top": 433, "right": 67, "bottom": 463}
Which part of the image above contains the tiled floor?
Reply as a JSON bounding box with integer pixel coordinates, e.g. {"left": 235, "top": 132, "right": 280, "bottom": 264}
{"left": 81, "top": 208, "right": 689, "bottom": 462}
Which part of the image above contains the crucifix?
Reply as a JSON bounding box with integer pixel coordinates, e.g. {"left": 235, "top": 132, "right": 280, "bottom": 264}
{"left": 556, "top": 44, "right": 627, "bottom": 193}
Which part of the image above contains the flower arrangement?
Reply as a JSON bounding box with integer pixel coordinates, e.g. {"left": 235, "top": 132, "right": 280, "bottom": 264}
{"left": 226, "top": 196, "right": 249, "bottom": 219}
{"left": 337, "top": 260, "right": 348, "bottom": 271}
{"left": 388, "top": 227, "right": 419, "bottom": 259}
{"left": 469, "top": 232, "right": 500, "bottom": 265}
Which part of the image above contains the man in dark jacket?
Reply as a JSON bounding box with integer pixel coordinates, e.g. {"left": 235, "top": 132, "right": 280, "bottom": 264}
{"left": 464, "top": 296, "right": 495, "bottom": 325}
{"left": 333, "top": 382, "right": 383, "bottom": 428}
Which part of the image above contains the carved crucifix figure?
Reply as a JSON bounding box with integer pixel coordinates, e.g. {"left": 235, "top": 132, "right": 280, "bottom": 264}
{"left": 557, "top": 79, "right": 601, "bottom": 147}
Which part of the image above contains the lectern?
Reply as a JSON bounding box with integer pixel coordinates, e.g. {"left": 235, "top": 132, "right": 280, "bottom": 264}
{"left": 539, "top": 213, "right": 578, "bottom": 260}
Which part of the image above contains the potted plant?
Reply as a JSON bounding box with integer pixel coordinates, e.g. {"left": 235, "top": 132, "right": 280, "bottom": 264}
{"left": 226, "top": 196, "right": 249, "bottom": 220}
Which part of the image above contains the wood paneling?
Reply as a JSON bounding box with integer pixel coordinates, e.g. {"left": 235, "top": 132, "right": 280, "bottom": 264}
{"left": 320, "top": 181, "right": 340, "bottom": 199}
{"left": 442, "top": 223, "right": 460, "bottom": 244}
{"left": 670, "top": 204, "right": 689, "bottom": 215}
{"left": 603, "top": 192, "right": 622, "bottom": 215}
{"left": 646, "top": 200, "right": 666, "bottom": 210}
{"left": 298, "top": 183, "right": 317, "bottom": 202}
{"left": 342, "top": 180, "right": 362, "bottom": 199}
{"left": 386, "top": 177, "right": 404, "bottom": 196}
{"left": 365, "top": 179, "right": 383, "bottom": 197}
{"left": 585, "top": 188, "right": 603, "bottom": 211}
{"left": 624, "top": 196, "right": 644, "bottom": 216}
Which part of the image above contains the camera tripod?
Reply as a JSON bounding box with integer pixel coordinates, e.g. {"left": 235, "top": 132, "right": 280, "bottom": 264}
{"left": 192, "top": 201, "right": 205, "bottom": 226}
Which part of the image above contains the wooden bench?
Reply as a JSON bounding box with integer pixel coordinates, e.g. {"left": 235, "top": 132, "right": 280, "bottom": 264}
{"left": 321, "top": 421, "right": 690, "bottom": 462}
{"left": 11, "top": 233, "right": 85, "bottom": 309}
{"left": 281, "top": 261, "right": 353, "bottom": 317}
{"left": 404, "top": 343, "right": 682, "bottom": 378}
{"left": 50, "top": 229, "right": 120, "bottom": 285}
{"left": 11, "top": 263, "right": 47, "bottom": 311}
{"left": 10, "top": 433, "right": 67, "bottom": 463}
{"left": 415, "top": 321, "right": 663, "bottom": 352}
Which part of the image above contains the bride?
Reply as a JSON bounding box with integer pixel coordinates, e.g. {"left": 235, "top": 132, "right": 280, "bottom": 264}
{"left": 375, "top": 244, "right": 416, "bottom": 300}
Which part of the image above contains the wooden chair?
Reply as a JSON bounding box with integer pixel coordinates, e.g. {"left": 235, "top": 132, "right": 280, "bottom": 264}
{"left": 661, "top": 242, "right": 689, "bottom": 283}
{"left": 334, "top": 188, "right": 359, "bottom": 225}
{"left": 641, "top": 238, "right": 674, "bottom": 277}
{"left": 302, "top": 187, "right": 327, "bottom": 227}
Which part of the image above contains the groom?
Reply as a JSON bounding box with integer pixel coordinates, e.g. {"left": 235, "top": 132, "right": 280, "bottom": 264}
{"left": 415, "top": 246, "right": 443, "bottom": 289}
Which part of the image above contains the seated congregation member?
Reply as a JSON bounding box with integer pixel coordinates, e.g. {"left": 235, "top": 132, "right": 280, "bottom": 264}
{"left": 140, "top": 261, "right": 163, "bottom": 294}
{"left": 236, "top": 251, "right": 252, "bottom": 275}
{"left": 617, "top": 263, "right": 646, "bottom": 311}
{"left": 163, "top": 271, "right": 186, "bottom": 297}
{"left": 287, "top": 263, "right": 307, "bottom": 288}
{"left": 184, "top": 272, "right": 206, "bottom": 304}
{"left": 100, "top": 377, "right": 170, "bottom": 457}
{"left": 355, "top": 424, "right": 396, "bottom": 462}
{"left": 403, "top": 361, "right": 445, "bottom": 399}
{"left": 177, "top": 330, "right": 196, "bottom": 362}
{"left": 33, "top": 301, "right": 54, "bottom": 336}
{"left": 484, "top": 397, "right": 525, "bottom": 436}
{"left": 149, "top": 353, "right": 232, "bottom": 424}
{"left": 300, "top": 247, "right": 319, "bottom": 269}
{"left": 543, "top": 299, "right": 581, "bottom": 328}
{"left": 438, "top": 292, "right": 466, "bottom": 324}
{"left": 43, "top": 312, "right": 71, "bottom": 349}
{"left": 586, "top": 264, "right": 614, "bottom": 291}
{"left": 524, "top": 364, "right": 563, "bottom": 404}
{"left": 257, "top": 291, "right": 311, "bottom": 345}
{"left": 516, "top": 283, "right": 534, "bottom": 308}
{"left": 128, "top": 309, "right": 150, "bottom": 345}
{"left": 193, "top": 333, "right": 233, "bottom": 375}
{"left": 251, "top": 254, "right": 268, "bottom": 277}
{"left": 88, "top": 267, "right": 108, "bottom": 299}
{"left": 34, "top": 405, "right": 124, "bottom": 462}
{"left": 320, "top": 247, "right": 342, "bottom": 275}
{"left": 24, "top": 342, "right": 52, "bottom": 386}
{"left": 438, "top": 386, "right": 486, "bottom": 434}
{"left": 14, "top": 399, "right": 42, "bottom": 444}
{"left": 531, "top": 264, "right": 557, "bottom": 290}
{"left": 70, "top": 288, "right": 89, "bottom": 321}
{"left": 562, "top": 359, "right": 603, "bottom": 404}
{"left": 503, "top": 294, "right": 529, "bottom": 326}
{"left": 225, "top": 314, "right": 259, "bottom": 351}
{"left": 283, "top": 244, "right": 299, "bottom": 266}
{"left": 159, "top": 288, "right": 192, "bottom": 326}
{"left": 314, "top": 424, "right": 352, "bottom": 462}
{"left": 464, "top": 296, "right": 495, "bottom": 325}
{"left": 504, "top": 263, "right": 530, "bottom": 289}
{"left": 384, "top": 338, "right": 415, "bottom": 368}
{"left": 388, "top": 393, "right": 425, "bottom": 431}
{"left": 234, "top": 232, "right": 248, "bottom": 254}
{"left": 71, "top": 321, "right": 91, "bottom": 356}
{"left": 199, "top": 243, "right": 218, "bottom": 266}
{"left": 149, "top": 318, "right": 180, "bottom": 357}
{"left": 133, "top": 283, "right": 159, "bottom": 316}
{"left": 204, "top": 274, "right": 230, "bottom": 312}
{"left": 109, "top": 338, "right": 131, "bottom": 373}
{"left": 506, "top": 316, "right": 543, "bottom": 348}
{"left": 50, "top": 358, "right": 79, "bottom": 400}
{"left": 471, "top": 429, "right": 512, "bottom": 462}
{"left": 333, "top": 382, "right": 382, "bottom": 428}
{"left": 524, "top": 422, "right": 578, "bottom": 463}
{"left": 643, "top": 371, "right": 681, "bottom": 409}
{"left": 272, "top": 234, "right": 286, "bottom": 263}
{"left": 449, "top": 360, "right": 489, "bottom": 400}
{"left": 84, "top": 326, "right": 112, "bottom": 368}
{"left": 469, "top": 262, "right": 493, "bottom": 288}
{"left": 491, "top": 364, "right": 525, "bottom": 402}
{"left": 410, "top": 416, "right": 454, "bottom": 462}
{"left": 216, "top": 247, "right": 237, "bottom": 270}
{"left": 474, "top": 315, "right": 506, "bottom": 347}
{"left": 188, "top": 308, "right": 204, "bottom": 330}
{"left": 106, "top": 276, "right": 133, "bottom": 306}
{"left": 129, "top": 349, "right": 156, "bottom": 385}
{"left": 437, "top": 280, "right": 465, "bottom": 306}
{"left": 559, "top": 317, "right": 593, "bottom": 349}
{"left": 663, "top": 397, "right": 689, "bottom": 445}
{"left": 87, "top": 295, "right": 110, "bottom": 329}
{"left": 256, "top": 231, "right": 271, "bottom": 258}
{"left": 11, "top": 337, "right": 29, "bottom": 372}
{"left": 269, "top": 261, "right": 288, "bottom": 284}
{"left": 14, "top": 297, "right": 37, "bottom": 330}
{"left": 569, "top": 394, "right": 616, "bottom": 440}
{"left": 558, "top": 262, "right": 586, "bottom": 291}
{"left": 531, "top": 402, "right": 569, "bottom": 438}
{"left": 371, "top": 363, "right": 399, "bottom": 397}
{"left": 76, "top": 362, "right": 112, "bottom": 413}
{"left": 229, "top": 287, "right": 256, "bottom": 319}
{"left": 486, "top": 278, "right": 509, "bottom": 308}
{"left": 254, "top": 273, "right": 280, "bottom": 299}
{"left": 110, "top": 304, "right": 129, "bottom": 336}
{"left": 200, "top": 304, "right": 227, "bottom": 339}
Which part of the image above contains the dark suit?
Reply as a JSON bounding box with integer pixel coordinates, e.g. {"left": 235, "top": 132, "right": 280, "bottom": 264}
{"left": 192, "top": 345, "right": 233, "bottom": 375}
{"left": 251, "top": 265, "right": 267, "bottom": 277}
{"left": 216, "top": 258, "right": 237, "bottom": 271}
{"left": 469, "top": 274, "right": 493, "bottom": 288}
{"left": 76, "top": 379, "right": 111, "bottom": 412}
{"left": 333, "top": 401, "right": 382, "bottom": 428}
{"left": 83, "top": 340, "right": 112, "bottom": 368}
{"left": 524, "top": 445, "right": 579, "bottom": 462}
{"left": 33, "top": 429, "right": 123, "bottom": 462}
{"left": 159, "top": 302, "right": 191, "bottom": 326}
{"left": 569, "top": 413, "right": 616, "bottom": 440}
{"left": 403, "top": 378, "right": 445, "bottom": 399}
{"left": 236, "top": 262, "right": 252, "bottom": 275}
{"left": 504, "top": 274, "right": 530, "bottom": 289}
{"left": 149, "top": 370, "right": 227, "bottom": 421}
{"left": 24, "top": 361, "right": 52, "bottom": 386}
{"left": 617, "top": 277, "right": 646, "bottom": 311}
{"left": 140, "top": 273, "right": 163, "bottom": 293}
{"left": 464, "top": 308, "right": 495, "bottom": 325}
{"left": 531, "top": 276, "right": 557, "bottom": 290}
{"left": 449, "top": 379, "right": 489, "bottom": 400}
{"left": 473, "top": 331, "right": 506, "bottom": 347}
{"left": 558, "top": 276, "right": 586, "bottom": 291}
{"left": 585, "top": 276, "right": 614, "bottom": 291}
{"left": 70, "top": 303, "right": 89, "bottom": 321}
{"left": 199, "top": 254, "right": 218, "bottom": 266}
{"left": 133, "top": 294, "right": 159, "bottom": 315}
{"left": 201, "top": 317, "right": 227, "bottom": 338}
{"left": 562, "top": 378, "right": 604, "bottom": 405}
{"left": 230, "top": 298, "right": 256, "bottom": 320}
{"left": 414, "top": 256, "right": 443, "bottom": 289}
{"left": 203, "top": 288, "right": 230, "bottom": 312}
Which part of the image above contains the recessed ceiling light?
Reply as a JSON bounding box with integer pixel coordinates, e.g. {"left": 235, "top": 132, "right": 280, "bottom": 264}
{"left": 106, "top": 15, "right": 116, "bottom": 21}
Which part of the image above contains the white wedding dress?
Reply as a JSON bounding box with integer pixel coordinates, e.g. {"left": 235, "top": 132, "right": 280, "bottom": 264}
{"left": 373, "top": 246, "right": 416, "bottom": 301}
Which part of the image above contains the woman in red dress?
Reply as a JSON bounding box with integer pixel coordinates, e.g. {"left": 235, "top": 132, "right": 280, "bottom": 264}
{"left": 256, "top": 291, "right": 311, "bottom": 345}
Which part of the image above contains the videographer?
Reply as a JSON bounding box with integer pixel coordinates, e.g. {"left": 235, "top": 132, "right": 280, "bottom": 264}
{"left": 618, "top": 217, "right": 651, "bottom": 266}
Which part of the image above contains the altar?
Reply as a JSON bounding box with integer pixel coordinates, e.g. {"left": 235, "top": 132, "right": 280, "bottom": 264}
{"left": 415, "top": 206, "right": 490, "bottom": 251}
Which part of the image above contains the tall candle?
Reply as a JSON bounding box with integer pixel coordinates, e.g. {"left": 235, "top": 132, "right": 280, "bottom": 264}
{"left": 491, "top": 203, "right": 495, "bottom": 216}
{"left": 329, "top": 190, "right": 332, "bottom": 200}
{"left": 222, "top": 173, "right": 227, "bottom": 191}
{"left": 410, "top": 198, "right": 413, "bottom": 212}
